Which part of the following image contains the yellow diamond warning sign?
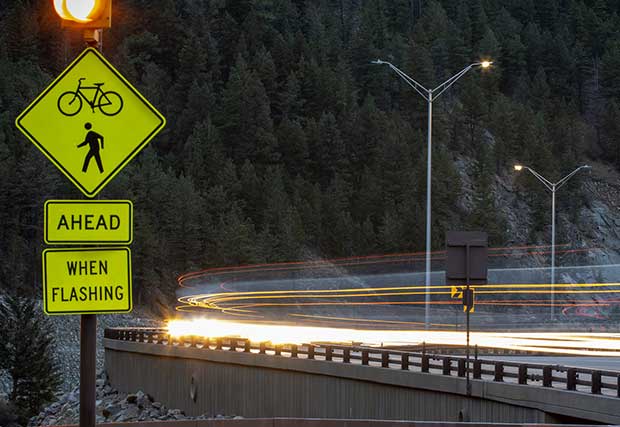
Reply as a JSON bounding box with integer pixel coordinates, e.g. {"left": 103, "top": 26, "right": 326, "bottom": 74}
{"left": 16, "top": 48, "right": 165, "bottom": 197}
{"left": 43, "top": 247, "right": 132, "bottom": 315}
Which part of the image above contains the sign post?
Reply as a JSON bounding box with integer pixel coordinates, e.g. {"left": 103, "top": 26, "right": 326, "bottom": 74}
{"left": 446, "top": 231, "right": 488, "bottom": 397}
{"left": 15, "top": 6, "right": 164, "bottom": 424}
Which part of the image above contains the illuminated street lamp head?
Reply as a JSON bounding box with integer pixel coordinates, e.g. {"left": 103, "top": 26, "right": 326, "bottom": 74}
{"left": 481, "top": 61, "right": 493, "bottom": 68}
{"left": 514, "top": 165, "right": 523, "bottom": 171}
{"left": 53, "top": 0, "right": 111, "bottom": 28}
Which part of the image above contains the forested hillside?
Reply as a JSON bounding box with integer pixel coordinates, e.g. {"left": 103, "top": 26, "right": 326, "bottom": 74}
{"left": 1, "top": 0, "right": 619, "bottom": 306}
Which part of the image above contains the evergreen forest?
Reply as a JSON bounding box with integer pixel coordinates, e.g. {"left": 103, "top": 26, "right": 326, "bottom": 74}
{"left": 1, "top": 0, "right": 619, "bottom": 307}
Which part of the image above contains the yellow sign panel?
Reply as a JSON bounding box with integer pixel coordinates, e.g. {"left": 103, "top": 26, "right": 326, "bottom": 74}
{"left": 451, "top": 286, "right": 463, "bottom": 298}
{"left": 43, "top": 247, "right": 132, "bottom": 315}
{"left": 16, "top": 48, "right": 165, "bottom": 197}
{"left": 45, "top": 200, "right": 133, "bottom": 245}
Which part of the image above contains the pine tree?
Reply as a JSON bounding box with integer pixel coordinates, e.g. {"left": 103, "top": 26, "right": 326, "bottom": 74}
{"left": 217, "top": 54, "right": 279, "bottom": 165}
{"left": 0, "top": 295, "right": 61, "bottom": 423}
{"left": 601, "top": 100, "right": 620, "bottom": 169}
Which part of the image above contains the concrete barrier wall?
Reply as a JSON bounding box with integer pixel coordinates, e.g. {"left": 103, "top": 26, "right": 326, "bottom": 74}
{"left": 104, "top": 339, "right": 620, "bottom": 424}
{"left": 55, "top": 420, "right": 614, "bottom": 427}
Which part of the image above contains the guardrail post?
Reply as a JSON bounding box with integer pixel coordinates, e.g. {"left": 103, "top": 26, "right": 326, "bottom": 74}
{"left": 591, "top": 371, "right": 602, "bottom": 394}
{"left": 543, "top": 366, "right": 552, "bottom": 387}
{"left": 443, "top": 358, "right": 451, "bottom": 375}
{"left": 518, "top": 365, "right": 527, "bottom": 385}
{"left": 362, "top": 350, "right": 369, "bottom": 365}
{"left": 307, "top": 345, "right": 314, "bottom": 359}
{"left": 494, "top": 363, "right": 504, "bottom": 382}
{"left": 275, "top": 344, "right": 282, "bottom": 356}
{"left": 291, "top": 344, "right": 298, "bottom": 358}
{"left": 190, "top": 336, "right": 196, "bottom": 348}
{"left": 567, "top": 368, "right": 577, "bottom": 391}
{"left": 381, "top": 351, "right": 389, "bottom": 368}
{"left": 421, "top": 355, "right": 430, "bottom": 373}
{"left": 401, "top": 353, "right": 409, "bottom": 370}
{"left": 473, "top": 360, "right": 481, "bottom": 379}
{"left": 325, "top": 346, "right": 332, "bottom": 361}
{"left": 343, "top": 348, "right": 350, "bottom": 363}
{"left": 259, "top": 342, "right": 266, "bottom": 354}
{"left": 216, "top": 338, "right": 222, "bottom": 350}
{"left": 457, "top": 359, "right": 466, "bottom": 377}
{"left": 244, "top": 340, "right": 251, "bottom": 352}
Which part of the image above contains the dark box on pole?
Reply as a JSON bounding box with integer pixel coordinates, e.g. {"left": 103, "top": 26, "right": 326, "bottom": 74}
{"left": 446, "top": 231, "right": 488, "bottom": 285}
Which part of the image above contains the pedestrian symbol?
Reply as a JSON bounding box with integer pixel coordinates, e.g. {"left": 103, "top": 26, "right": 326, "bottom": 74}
{"left": 15, "top": 48, "right": 165, "bottom": 197}
{"left": 78, "top": 122, "right": 105, "bottom": 173}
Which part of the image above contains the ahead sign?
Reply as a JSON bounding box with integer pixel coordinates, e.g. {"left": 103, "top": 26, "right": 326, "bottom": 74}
{"left": 45, "top": 200, "right": 132, "bottom": 245}
{"left": 42, "top": 247, "right": 132, "bottom": 315}
{"left": 16, "top": 48, "right": 165, "bottom": 197}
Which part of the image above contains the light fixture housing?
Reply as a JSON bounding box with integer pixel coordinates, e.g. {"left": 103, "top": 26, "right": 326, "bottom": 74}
{"left": 53, "top": 0, "right": 111, "bottom": 28}
{"left": 514, "top": 165, "right": 523, "bottom": 171}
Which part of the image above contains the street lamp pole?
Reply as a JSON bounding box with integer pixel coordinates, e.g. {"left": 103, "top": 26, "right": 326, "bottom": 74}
{"left": 373, "top": 59, "right": 492, "bottom": 328}
{"left": 514, "top": 164, "right": 591, "bottom": 320}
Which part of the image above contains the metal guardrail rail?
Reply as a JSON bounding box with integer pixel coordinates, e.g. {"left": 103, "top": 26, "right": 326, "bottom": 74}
{"left": 105, "top": 328, "right": 620, "bottom": 398}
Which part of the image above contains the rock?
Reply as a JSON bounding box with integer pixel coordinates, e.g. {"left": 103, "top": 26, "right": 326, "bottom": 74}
{"left": 152, "top": 401, "right": 162, "bottom": 409}
{"left": 118, "top": 405, "right": 139, "bottom": 421}
{"left": 125, "top": 393, "right": 138, "bottom": 404}
{"left": 102, "top": 403, "right": 121, "bottom": 418}
{"left": 136, "top": 390, "right": 149, "bottom": 408}
{"left": 96, "top": 379, "right": 105, "bottom": 387}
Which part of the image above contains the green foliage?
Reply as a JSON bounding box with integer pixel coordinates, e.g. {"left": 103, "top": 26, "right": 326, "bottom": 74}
{"left": 0, "top": 0, "right": 613, "bottom": 304}
{"left": 0, "top": 295, "right": 61, "bottom": 423}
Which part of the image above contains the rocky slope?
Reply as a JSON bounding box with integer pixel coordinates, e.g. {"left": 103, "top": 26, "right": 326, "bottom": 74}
{"left": 29, "top": 372, "right": 241, "bottom": 425}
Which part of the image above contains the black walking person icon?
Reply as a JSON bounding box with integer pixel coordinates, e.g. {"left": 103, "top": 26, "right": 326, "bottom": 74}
{"left": 77, "top": 122, "right": 105, "bottom": 173}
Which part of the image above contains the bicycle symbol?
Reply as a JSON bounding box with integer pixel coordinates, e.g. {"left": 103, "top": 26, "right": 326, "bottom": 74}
{"left": 57, "top": 78, "right": 123, "bottom": 117}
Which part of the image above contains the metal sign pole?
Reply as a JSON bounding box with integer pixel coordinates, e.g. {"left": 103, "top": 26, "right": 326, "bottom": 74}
{"left": 465, "top": 244, "right": 471, "bottom": 396}
{"left": 80, "top": 29, "right": 102, "bottom": 427}
{"left": 80, "top": 314, "right": 97, "bottom": 427}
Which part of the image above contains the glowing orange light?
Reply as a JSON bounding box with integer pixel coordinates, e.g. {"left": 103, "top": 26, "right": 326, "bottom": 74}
{"left": 52, "top": 0, "right": 110, "bottom": 27}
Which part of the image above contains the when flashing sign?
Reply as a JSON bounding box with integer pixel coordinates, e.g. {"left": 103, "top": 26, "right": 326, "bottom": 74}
{"left": 45, "top": 200, "right": 132, "bottom": 245}
{"left": 42, "top": 247, "right": 132, "bottom": 315}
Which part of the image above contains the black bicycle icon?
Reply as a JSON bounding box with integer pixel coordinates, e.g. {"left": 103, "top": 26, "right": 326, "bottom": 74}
{"left": 57, "top": 78, "right": 123, "bottom": 117}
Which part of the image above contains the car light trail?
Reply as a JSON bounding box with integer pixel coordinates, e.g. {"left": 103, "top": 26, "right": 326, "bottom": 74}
{"left": 177, "top": 244, "right": 600, "bottom": 289}
{"left": 177, "top": 282, "right": 620, "bottom": 316}
{"left": 166, "top": 318, "right": 620, "bottom": 356}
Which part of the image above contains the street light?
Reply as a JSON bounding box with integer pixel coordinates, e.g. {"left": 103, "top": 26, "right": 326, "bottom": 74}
{"left": 514, "top": 164, "right": 591, "bottom": 319}
{"left": 53, "top": 0, "right": 111, "bottom": 46}
{"left": 53, "top": 0, "right": 111, "bottom": 26}
{"left": 372, "top": 58, "right": 493, "bottom": 328}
